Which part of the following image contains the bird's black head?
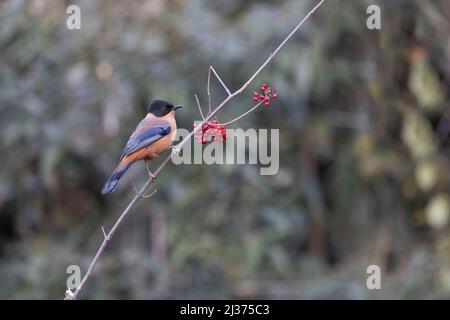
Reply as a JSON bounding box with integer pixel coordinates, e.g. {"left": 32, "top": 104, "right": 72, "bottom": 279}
{"left": 147, "top": 99, "right": 183, "bottom": 117}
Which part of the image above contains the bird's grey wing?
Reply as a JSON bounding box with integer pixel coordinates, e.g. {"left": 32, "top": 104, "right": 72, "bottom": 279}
{"left": 119, "top": 121, "right": 171, "bottom": 160}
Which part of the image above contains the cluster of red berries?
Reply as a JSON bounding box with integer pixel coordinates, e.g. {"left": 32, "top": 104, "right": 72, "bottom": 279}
{"left": 253, "top": 83, "right": 278, "bottom": 107}
{"left": 194, "top": 119, "right": 227, "bottom": 144}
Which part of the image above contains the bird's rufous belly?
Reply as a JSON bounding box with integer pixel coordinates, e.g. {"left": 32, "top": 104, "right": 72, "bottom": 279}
{"left": 127, "top": 134, "right": 172, "bottom": 162}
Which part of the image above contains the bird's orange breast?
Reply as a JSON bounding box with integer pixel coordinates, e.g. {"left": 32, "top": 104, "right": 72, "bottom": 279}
{"left": 126, "top": 134, "right": 172, "bottom": 162}
{"left": 121, "top": 111, "right": 177, "bottom": 164}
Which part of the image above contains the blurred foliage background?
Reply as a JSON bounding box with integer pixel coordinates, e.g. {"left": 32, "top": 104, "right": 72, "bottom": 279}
{"left": 0, "top": 0, "right": 450, "bottom": 299}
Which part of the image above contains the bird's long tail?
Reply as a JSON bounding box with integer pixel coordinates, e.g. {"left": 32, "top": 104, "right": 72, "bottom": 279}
{"left": 101, "top": 159, "right": 133, "bottom": 194}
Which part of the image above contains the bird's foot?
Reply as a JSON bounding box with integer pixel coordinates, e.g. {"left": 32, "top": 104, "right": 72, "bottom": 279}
{"left": 145, "top": 161, "right": 157, "bottom": 182}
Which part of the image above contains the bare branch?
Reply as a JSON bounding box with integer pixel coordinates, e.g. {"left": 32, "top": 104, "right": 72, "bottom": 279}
{"left": 132, "top": 183, "right": 158, "bottom": 199}
{"left": 68, "top": 0, "right": 326, "bottom": 300}
{"left": 209, "top": 66, "right": 231, "bottom": 96}
{"left": 101, "top": 226, "right": 107, "bottom": 239}
{"left": 207, "top": 67, "right": 212, "bottom": 115}
{"left": 174, "top": 0, "right": 326, "bottom": 150}
{"left": 66, "top": 155, "right": 172, "bottom": 300}
{"left": 237, "top": 0, "right": 326, "bottom": 94}
{"left": 194, "top": 94, "right": 206, "bottom": 120}
{"left": 216, "top": 102, "right": 263, "bottom": 126}
{"left": 140, "top": 189, "right": 157, "bottom": 199}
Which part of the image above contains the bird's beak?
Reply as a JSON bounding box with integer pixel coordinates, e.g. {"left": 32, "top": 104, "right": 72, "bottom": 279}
{"left": 173, "top": 105, "right": 184, "bottom": 110}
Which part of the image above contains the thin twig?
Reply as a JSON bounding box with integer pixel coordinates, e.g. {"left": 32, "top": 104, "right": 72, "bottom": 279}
{"left": 132, "top": 183, "right": 158, "bottom": 198}
{"left": 194, "top": 94, "right": 206, "bottom": 120}
{"left": 207, "top": 67, "right": 212, "bottom": 115}
{"left": 66, "top": 155, "right": 172, "bottom": 300}
{"left": 209, "top": 66, "right": 231, "bottom": 96}
{"left": 238, "top": 0, "right": 326, "bottom": 93}
{"left": 173, "top": 0, "right": 326, "bottom": 152}
{"left": 67, "top": 0, "right": 326, "bottom": 300}
{"left": 216, "top": 102, "right": 263, "bottom": 126}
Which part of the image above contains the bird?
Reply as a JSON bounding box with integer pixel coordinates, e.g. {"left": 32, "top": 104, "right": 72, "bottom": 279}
{"left": 101, "top": 99, "right": 184, "bottom": 194}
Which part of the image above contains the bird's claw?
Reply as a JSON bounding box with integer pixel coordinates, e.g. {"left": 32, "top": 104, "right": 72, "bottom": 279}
{"left": 145, "top": 161, "right": 157, "bottom": 182}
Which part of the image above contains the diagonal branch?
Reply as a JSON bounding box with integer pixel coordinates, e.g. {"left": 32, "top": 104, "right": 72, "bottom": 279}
{"left": 194, "top": 94, "right": 206, "bottom": 120}
{"left": 209, "top": 66, "right": 231, "bottom": 96}
{"left": 207, "top": 66, "right": 232, "bottom": 115}
{"left": 216, "top": 101, "right": 263, "bottom": 127}
{"left": 66, "top": 156, "right": 172, "bottom": 300}
{"left": 173, "top": 0, "right": 326, "bottom": 152}
{"left": 207, "top": 67, "right": 212, "bottom": 114}
{"left": 66, "top": 0, "right": 327, "bottom": 300}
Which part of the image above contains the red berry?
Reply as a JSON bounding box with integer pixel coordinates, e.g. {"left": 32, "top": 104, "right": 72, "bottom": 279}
{"left": 272, "top": 92, "right": 278, "bottom": 99}
{"left": 253, "top": 97, "right": 259, "bottom": 102}
{"left": 196, "top": 134, "right": 205, "bottom": 144}
{"left": 264, "top": 96, "right": 270, "bottom": 102}
{"left": 261, "top": 84, "right": 267, "bottom": 91}
{"left": 253, "top": 91, "right": 259, "bottom": 96}
{"left": 264, "top": 101, "right": 270, "bottom": 107}
{"left": 259, "top": 94, "right": 265, "bottom": 100}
